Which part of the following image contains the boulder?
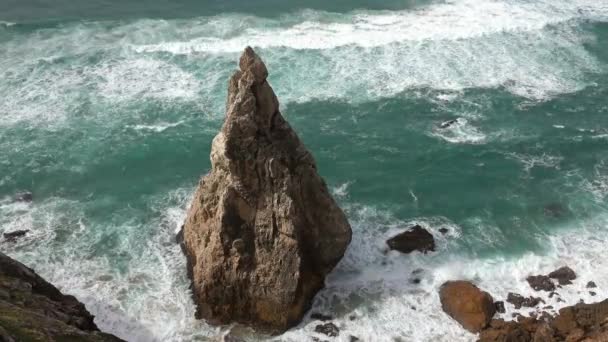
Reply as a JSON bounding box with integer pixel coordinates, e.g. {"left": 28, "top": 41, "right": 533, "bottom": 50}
{"left": 0, "top": 252, "right": 123, "bottom": 341}
{"left": 181, "top": 47, "right": 352, "bottom": 333}
{"left": 386, "top": 225, "right": 435, "bottom": 254}
{"left": 439, "top": 281, "right": 496, "bottom": 333}
{"left": 527, "top": 275, "right": 556, "bottom": 292}
{"left": 548, "top": 266, "right": 576, "bottom": 286}
{"left": 586, "top": 281, "right": 597, "bottom": 289}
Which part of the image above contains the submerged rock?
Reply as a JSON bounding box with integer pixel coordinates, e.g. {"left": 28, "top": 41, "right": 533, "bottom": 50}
{"left": 439, "top": 281, "right": 496, "bottom": 333}
{"left": 543, "top": 203, "right": 567, "bottom": 218}
{"left": 527, "top": 275, "right": 556, "bottom": 292}
{"left": 0, "top": 252, "right": 123, "bottom": 341}
{"left": 181, "top": 47, "right": 352, "bottom": 333}
{"left": 386, "top": 225, "right": 435, "bottom": 254}
{"left": 3, "top": 229, "right": 30, "bottom": 242}
{"left": 13, "top": 191, "right": 33, "bottom": 202}
{"left": 548, "top": 266, "right": 576, "bottom": 285}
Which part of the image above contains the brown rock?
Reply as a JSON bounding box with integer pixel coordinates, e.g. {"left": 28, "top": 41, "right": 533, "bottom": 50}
{"left": 532, "top": 323, "right": 555, "bottom": 342}
{"left": 548, "top": 267, "right": 577, "bottom": 286}
{"left": 439, "top": 281, "right": 496, "bottom": 333}
{"left": 527, "top": 275, "right": 556, "bottom": 292}
{"left": 480, "top": 299, "right": 608, "bottom": 342}
{"left": 181, "top": 47, "right": 352, "bottom": 333}
{"left": 386, "top": 225, "right": 435, "bottom": 254}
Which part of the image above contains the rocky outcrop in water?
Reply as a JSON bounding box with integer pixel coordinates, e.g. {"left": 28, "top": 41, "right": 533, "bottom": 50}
{"left": 386, "top": 225, "right": 435, "bottom": 254}
{"left": 181, "top": 47, "right": 352, "bottom": 333}
{"left": 0, "top": 252, "right": 123, "bottom": 342}
{"left": 479, "top": 299, "right": 608, "bottom": 342}
{"left": 440, "top": 281, "right": 497, "bottom": 333}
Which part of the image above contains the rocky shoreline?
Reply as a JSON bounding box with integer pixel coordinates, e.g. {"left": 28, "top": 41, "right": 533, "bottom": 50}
{"left": 438, "top": 266, "right": 608, "bottom": 341}
{"left": 0, "top": 252, "right": 124, "bottom": 342}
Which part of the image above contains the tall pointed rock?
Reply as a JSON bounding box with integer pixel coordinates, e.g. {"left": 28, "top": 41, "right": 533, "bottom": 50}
{"left": 182, "top": 47, "right": 352, "bottom": 333}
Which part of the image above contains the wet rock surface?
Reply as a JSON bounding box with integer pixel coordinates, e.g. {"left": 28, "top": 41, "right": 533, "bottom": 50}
{"left": 507, "top": 293, "right": 544, "bottom": 309}
{"left": 527, "top": 275, "right": 556, "bottom": 292}
{"left": 0, "top": 252, "right": 123, "bottom": 341}
{"left": 440, "top": 281, "right": 496, "bottom": 333}
{"left": 548, "top": 266, "right": 577, "bottom": 286}
{"left": 480, "top": 299, "right": 608, "bottom": 342}
{"left": 386, "top": 225, "right": 435, "bottom": 254}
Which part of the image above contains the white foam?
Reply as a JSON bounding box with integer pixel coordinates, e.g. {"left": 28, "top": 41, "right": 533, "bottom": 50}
{"left": 130, "top": 120, "right": 185, "bottom": 133}
{"left": 0, "top": 21, "right": 16, "bottom": 27}
{"left": 505, "top": 152, "right": 563, "bottom": 172}
{"left": 132, "top": 0, "right": 608, "bottom": 53}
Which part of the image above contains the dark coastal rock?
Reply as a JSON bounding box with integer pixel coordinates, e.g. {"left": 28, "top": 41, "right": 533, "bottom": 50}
{"left": 586, "top": 281, "right": 597, "bottom": 289}
{"left": 495, "top": 301, "right": 506, "bottom": 314}
{"left": 480, "top": 299, "right": 608, "bottom": 342}
{"left": 14, "top": 192, "right": 33, "bottom": 202}
{"left": 0, "top": 252, "right": 123, "bottom": 341}
{"left": 439, "top": 281, "right": 496, "bottom": 333}
{"left": 181, "top": 47, "right": 352, "bottom": 333}
{"left": 3, "top": 229, "right": 30, "bottom": 242}
{"left": 315, "top": 322, "right": 339, "bottom": 337}
{"left": 386, "top": 225, "right": 435, "bottom": 254}
{"left": 349, "top": 336, "right": 361, "bottom": 342}
{"left": 527, "top": 275, "right": 556, "bottom": 292}
{"left": 438, "top": 227, "right": 449, "bottom": 235}
{"left": 310, "top": 313, "right": 333, "bottom": 322}
{"left": 548, "top": 266, "right": 576, "bottom": 285}
{"left": 507, "top": 293, "right": 543, "bottom": 309}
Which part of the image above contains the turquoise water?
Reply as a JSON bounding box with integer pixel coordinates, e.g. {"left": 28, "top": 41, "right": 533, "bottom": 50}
{"left": 1, "top": 0, "right": 608, "bottom": 341}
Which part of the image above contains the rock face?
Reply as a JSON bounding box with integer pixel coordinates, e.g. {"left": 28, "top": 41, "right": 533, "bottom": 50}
{"left": 0, "top": 252, "right": 123, "bottom": 342}
{"left": 479, "top": 299, "right": 608, "bottom": 342}
{"left": 386, "top": 225, "right": 435, "bottom": 254}
{"left": 439, "top": 281, "right": 496, "bottom": 333}
{"left": 181, "top": 47, "right": 352, "bottom": 333}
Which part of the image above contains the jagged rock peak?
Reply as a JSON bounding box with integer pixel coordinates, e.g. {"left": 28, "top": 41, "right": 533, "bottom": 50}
{"left": 181, "top": 47, "right": 352, "bottom": 333}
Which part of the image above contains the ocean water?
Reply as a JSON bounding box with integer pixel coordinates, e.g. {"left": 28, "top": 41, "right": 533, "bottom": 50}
{"left": 1, "top": 0, "right": 608, "bottom": 341}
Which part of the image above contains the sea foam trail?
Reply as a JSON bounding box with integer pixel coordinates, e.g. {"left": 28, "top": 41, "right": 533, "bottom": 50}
{"left": 131, "top": 0, "right": 608, "bottom": 53}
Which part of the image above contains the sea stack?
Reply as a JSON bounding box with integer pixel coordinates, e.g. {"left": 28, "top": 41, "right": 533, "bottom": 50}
{"left": 181, "top": 47, "right": 352, "bottom": 333}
